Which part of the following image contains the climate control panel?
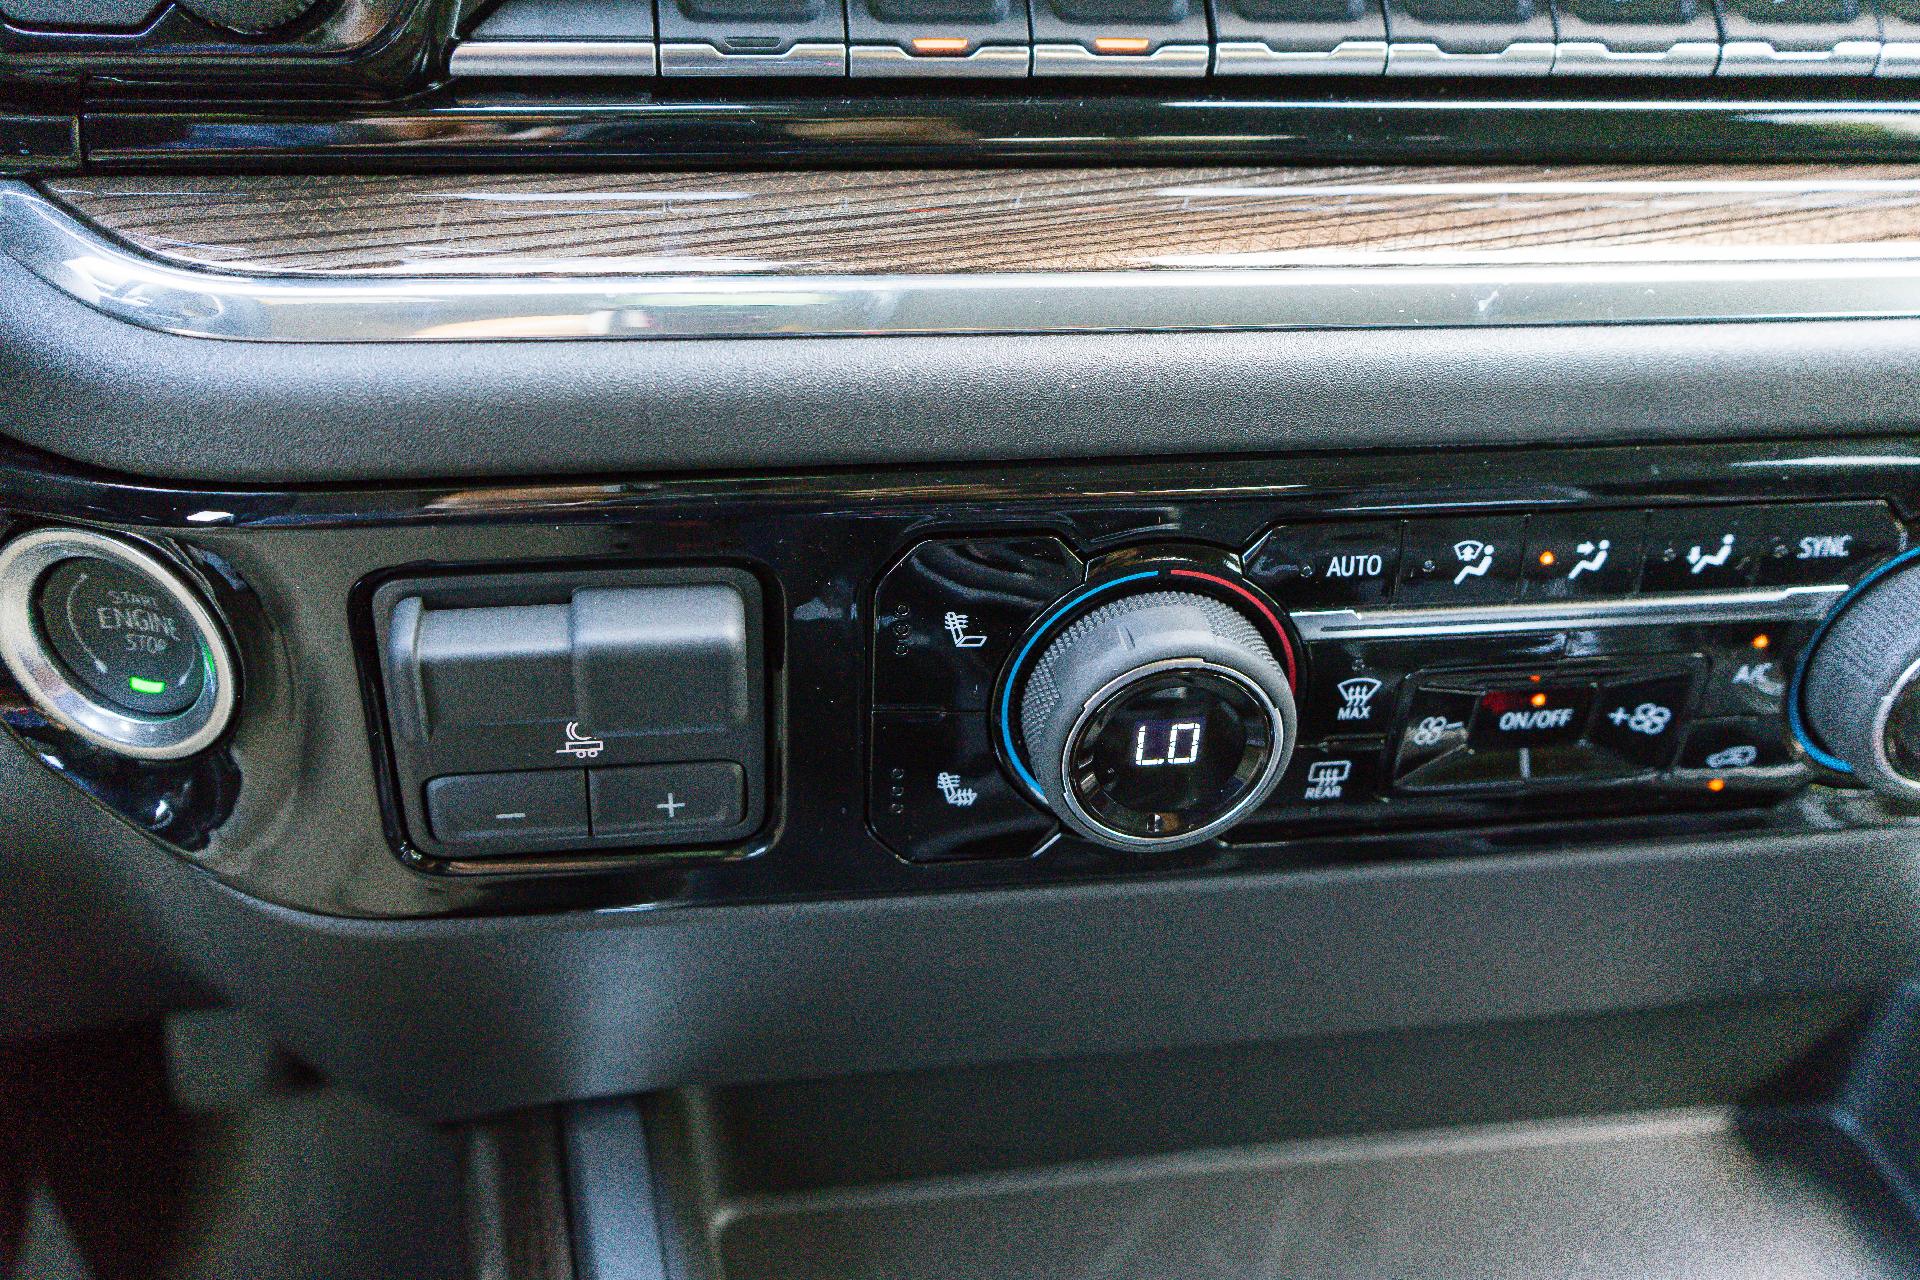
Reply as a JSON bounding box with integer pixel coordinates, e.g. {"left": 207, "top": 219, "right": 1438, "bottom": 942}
{"left": 10, "top": 441, "right": 1920, "bottom": 917}
{"left": 871, "top": 500, "right": 1906, "bottom": 863}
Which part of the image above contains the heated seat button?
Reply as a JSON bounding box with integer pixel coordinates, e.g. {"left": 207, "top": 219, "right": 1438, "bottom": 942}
{"left": 1548, "top": 0, "right": 1722, "bottom": 75}
{"left": 848, "top": 0, "right": 1033, "bottom": 73}
{"left": 1589, "top": 672, "right": 1692, "bottom": 769}
{"left": 870, "top": 711, "right": 1055, "bottom": 861}
{"left": 1030, "top": 0, "right": 1212, "bottom": 74}
{"left": 589, "top": 761, "right": 746, "bottom": 841}
{"left": 658, "top": 0, "right": 849, "bottom": 73}
{"left": 1469, "top": 682, "right": 1594, "bottom": 750}
{"left": 1520, "top": 511, "right": 1646, "bottom": 600}
{"left": 426, "top": 770, "right": 589, "bottom": 848}
{"left": 1398, "top": 516, "right": 1527, "bottom": 606}
{"left": 1717, "top": 0, "right": 1881, "bottom": 75}
{"left": 1752, "top": 501, "right": 1905, "bottom": 587}
{"left": 873, "top": 537, "right": 1083, "bottom": 712}
{"left": 1243, "top": 523, "right": 1402, "bottom": 609}
{"left": 1385, "top": 0, "right": 1557, "bottom": 74}
{"left": 1642, "top": 507, "right": 1765, "bottom": 594}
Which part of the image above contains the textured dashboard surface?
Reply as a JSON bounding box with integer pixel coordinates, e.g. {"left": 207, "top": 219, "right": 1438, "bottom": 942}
{"left": 42, "top": 164, "right": 1920, "bottom": 277}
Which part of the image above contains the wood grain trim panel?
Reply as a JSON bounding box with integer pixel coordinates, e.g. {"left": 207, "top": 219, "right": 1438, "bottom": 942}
{"left": 42, "top": 164, "right": 1920, "bottom": 278}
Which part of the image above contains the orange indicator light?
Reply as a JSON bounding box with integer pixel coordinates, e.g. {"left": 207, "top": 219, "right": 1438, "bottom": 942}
{"left": 1093, "top": 36, "right": 1151, "bottom": 52}
{"left": 1707, "top": 778, "right": 1727, "bottom": 793}
{"left": 1528, "top": 673, "right": 1542, "bottom": 683}
{"left": 911, "top": 36, "right": 970, "bottom": 53}
{"left": 1751, "top": 633, "right": 1771, "bottom": 651}
{"left": 1530, "top": 692, "right": 1549, "bottom": 708}
{"left": 1538, "top": 550, "right": 1557, "bottom": 567}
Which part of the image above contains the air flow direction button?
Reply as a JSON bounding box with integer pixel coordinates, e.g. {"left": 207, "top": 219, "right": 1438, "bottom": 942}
{"left": 1398, "top": 516, "right": 1527, "bottom": 605}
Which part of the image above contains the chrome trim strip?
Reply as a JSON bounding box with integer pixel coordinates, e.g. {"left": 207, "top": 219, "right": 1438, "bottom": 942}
{"left": 1718, "top": 39, "right": 1882, "bottom": 76}
{"left": 1878, "top": 40, "right": 1920, "bottom": 76}
{"left": 848, "top": 44, "right": 1031, "bottom": 76}
{"left": 1290, "top": 584, "right": 1848, "bottom": 642}
{"left": 448, "top": 40, "right": 659, "bottom": 77}
{"left": 658, "top": 41, "right": 846, "bottom": 76}
{"left": 1385, "top": 40, "right": 1556, "bottom": 76}
{"left": 1211, "top": 39, "right": 1388, "bottom": 75}
{"left": 18, "top": 183, "right": 1920, "bottom": 343}
{"left": 1550, "top": 40, "right": 1720, "bottom": 76}
{"left": 1030, "top": 43, "right": 1211, "bottom": 76}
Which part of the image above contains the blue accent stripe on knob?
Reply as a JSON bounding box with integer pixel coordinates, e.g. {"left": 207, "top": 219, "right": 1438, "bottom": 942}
{"left": 999, "top": 570, "right": 1162, "bottom": 799}
{"left": 1788, "top": 543, "right": 1920, "bottom": 773}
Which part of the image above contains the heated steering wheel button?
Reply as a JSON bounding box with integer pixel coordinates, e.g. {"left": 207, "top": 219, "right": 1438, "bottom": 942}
{"left": 36, "top": 556, "right": 208, "bottom": 717}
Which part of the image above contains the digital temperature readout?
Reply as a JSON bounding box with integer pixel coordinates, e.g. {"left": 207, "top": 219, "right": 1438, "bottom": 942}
{"left": 1131, "top": 718, "right": 1205, "bottom": 767}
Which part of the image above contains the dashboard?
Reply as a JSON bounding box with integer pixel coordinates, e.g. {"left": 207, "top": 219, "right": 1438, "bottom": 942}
{"left": 9, "top": 5, "right": 1920, "bottom": 1276}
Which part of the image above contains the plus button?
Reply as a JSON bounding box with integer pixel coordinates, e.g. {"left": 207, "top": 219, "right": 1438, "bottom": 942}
{"left": 656, "top": 792, "right": 686, "bottom": 819}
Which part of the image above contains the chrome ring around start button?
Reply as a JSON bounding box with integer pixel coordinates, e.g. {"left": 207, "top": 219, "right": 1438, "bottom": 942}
{"left": 0, "top": 528, "right": 237, "bottom": 760}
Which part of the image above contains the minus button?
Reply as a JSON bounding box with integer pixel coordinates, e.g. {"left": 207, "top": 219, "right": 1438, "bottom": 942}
{"left": 425, "top": 770, "right": 589, "bottom": 849}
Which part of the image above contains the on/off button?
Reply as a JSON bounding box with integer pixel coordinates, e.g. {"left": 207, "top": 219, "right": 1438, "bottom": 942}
{"left": 1467, "top": 683, "right": 1593, "bottom": 749}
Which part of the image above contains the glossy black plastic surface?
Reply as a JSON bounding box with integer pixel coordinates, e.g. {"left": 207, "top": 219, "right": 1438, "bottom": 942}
{"left": 68, "top": 82, "right": 1920, "bottom": 170}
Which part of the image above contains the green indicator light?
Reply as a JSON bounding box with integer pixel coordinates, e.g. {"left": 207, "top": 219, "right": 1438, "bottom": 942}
{"left": 128, "top": 676, "right": 167, "bottom": 695}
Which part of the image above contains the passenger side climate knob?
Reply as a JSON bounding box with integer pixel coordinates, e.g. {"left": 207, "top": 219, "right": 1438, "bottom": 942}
{"left": 1017, "top": 589, "right": 1296, "bottom": 851}
{"left": 1799, "top": 557, "right": 1920, "bottom": 801}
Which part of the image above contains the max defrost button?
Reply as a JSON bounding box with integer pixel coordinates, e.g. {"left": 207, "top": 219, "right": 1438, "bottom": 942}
{"left": 870, "top": 710, "right": 1054, "bottom": 861}
{"left": 427, "top": 770, "right": 589, "bottom": 847}
{"left": 590, "top": 761, "right": 745, "bottom": 841}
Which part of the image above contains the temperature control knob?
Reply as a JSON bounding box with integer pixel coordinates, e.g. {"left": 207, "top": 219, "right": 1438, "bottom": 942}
{"left": 1800, "top": 558, "right": 1920, "bottom": 801}
{"left": 1017, "top": 590, "right": 1296, "bottom": 851}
